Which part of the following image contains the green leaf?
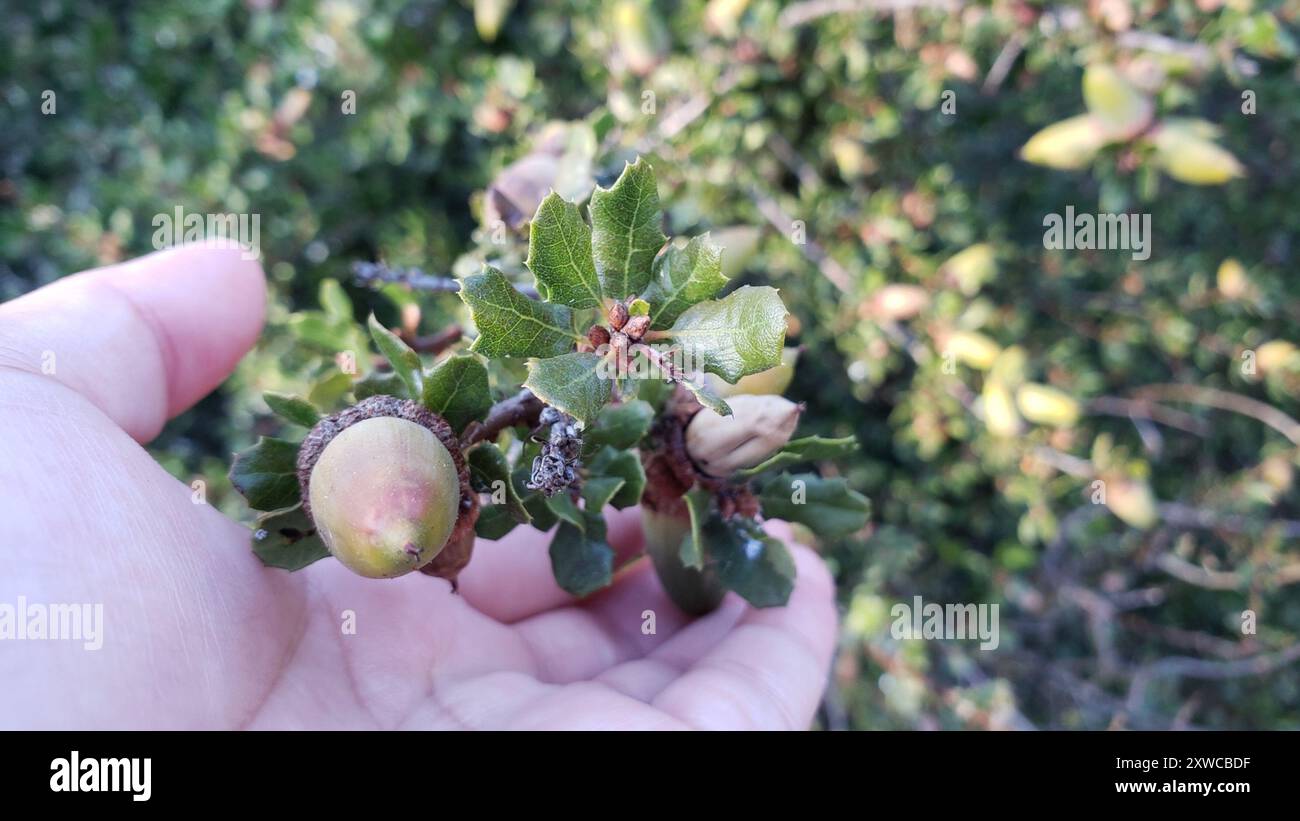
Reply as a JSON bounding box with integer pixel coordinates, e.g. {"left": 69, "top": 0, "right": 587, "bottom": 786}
{"left": 262, "top": 392, "right": 321, "bottom": 428}
{"left": 588, "top": 446, "right": 645, "bottom": 509}
{"left": 705, "top": 516, "right": 795, "bottom": 608}
{"left": 251, "top": 504, "right": 330, "bottom": 571}
{"left": 591, "top": 108, "right": 616, "bottom": 143}
{"left": 423, "top": 354, "right": 492, "bottom": 432}
{"left": 679, "top": 376, "right": 733, "bottom": 417}
{"left": 522, "top": 491, "right": 558, "bottom": 531}
{"left": 546, "top": 492, "right": 585, "bottom": 529}
{"left": 628, "top": 297, "right": 650, "bottom": 316}
{"left": 680, "top": 487, "right": 711, "bottom": 569}
{"left": 475, "top": 505, "right": 520, "bottom": 541}
{"left": 460, "top": 266, "right": 578, "bottom": 358}
{"left": 667, "top": 285, "right": 787, "bottom": 383}
{"left": 526, "top": 192, "right": 603, "bottom": 308}
{"left": 549, "top": 514, "right": 615, "bottom": 597}
{"left": 733, "top": 435, "right": 860, "bottom": 479}
{"left": 1239, "top": 11, "right": 1298, "bottom": 59}
{"left": 229, "top": 437, "right": 302, "bottom": 512}
{"left": 352, "top": 368, "right": 410, "bottom": 400}
{"left": 467, "top": 442, "right": 532, "bottom": 525}
{"left": 631, "top": 370, "right": 674, "bottom": 410}
{"left": 292, "top": 313, "right": 360, "bottom": 351}
{"left": 523, "top": 351, "right": 613, "bottom": 426}
{"left": 589, "top": 157, "right": 666, "bottom": 298}
{"left": 308, "top": 370, "right": 355, "bottom": 407}
{"left": 367, "top": 314, "right": 423, "bottom": 398}
{"left": 582, "top": 476, "right": 626, "bottom": 512}
{"left": 759, "top": 472, "right": 871, "bottom": 538}
{"left": 644, "top": 234, "right": 727, "bottom": 329}
{"left": 318, "top": 278, "right": 353, "bottom": 321}
{"left": 583, "top": 399, "right": 654, "bottom": 454}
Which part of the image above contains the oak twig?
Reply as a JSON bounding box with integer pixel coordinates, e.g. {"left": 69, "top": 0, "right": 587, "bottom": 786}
{"left": 1130, "top": 383, "right": 1300, "bottom": 446}
{"left": 461, "top": 389, "right": 545, "bottom": 447}
{"left": 353, "top": 261, "right": 462, "bottom": 293}
{"left": 355, "top": 261, "right": 540, "bottom": 300}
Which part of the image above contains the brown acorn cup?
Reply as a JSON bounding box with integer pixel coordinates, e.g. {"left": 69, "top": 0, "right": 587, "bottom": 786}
{"left": 296, "top": 395, "right": 480, "bottom": 586}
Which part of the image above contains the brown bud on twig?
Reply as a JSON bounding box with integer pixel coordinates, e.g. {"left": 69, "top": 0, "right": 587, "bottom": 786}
{"left": 609, "top": 301, "right": 629, "bottom": 331}
{"left": 623, "top": 314, "right": 651, "bottom": 341}
{"left": 588, "top": 325, "right": 612, "bottom": 348}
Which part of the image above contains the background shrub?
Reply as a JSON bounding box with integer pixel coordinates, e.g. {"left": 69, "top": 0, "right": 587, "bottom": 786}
{"left": 4, "top": 0, "right": 1298, "bottom": 729}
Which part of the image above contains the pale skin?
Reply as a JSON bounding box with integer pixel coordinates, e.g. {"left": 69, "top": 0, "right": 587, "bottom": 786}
{"left": 0, "top": 245, "right": 837, "bottom": 730}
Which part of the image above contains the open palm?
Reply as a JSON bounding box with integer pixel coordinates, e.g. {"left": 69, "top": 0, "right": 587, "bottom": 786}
{"left": 0, "top": 246, "right": 837, "bottom": 730}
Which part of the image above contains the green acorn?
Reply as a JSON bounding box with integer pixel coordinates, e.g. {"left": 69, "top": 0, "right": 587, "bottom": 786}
{"left": 297, "top": 396, "right": 478, "bottom": 580}
{"left": 643, "top": 509, "right": 727, "bottom": 616}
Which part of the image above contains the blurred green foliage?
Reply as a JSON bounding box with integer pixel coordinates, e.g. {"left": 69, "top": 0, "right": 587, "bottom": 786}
{"left": 4, "top": 0, "right": 1299, "bottom": 729}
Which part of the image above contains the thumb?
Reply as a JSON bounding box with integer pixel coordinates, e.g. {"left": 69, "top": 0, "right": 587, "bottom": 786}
{"left": 0, "top": 244, "right": 266, "bottom": 442}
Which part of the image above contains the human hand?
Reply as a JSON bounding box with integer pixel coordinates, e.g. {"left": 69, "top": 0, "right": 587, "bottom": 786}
{"left": 0, "top": 246, "right": 837, "bottom": 729}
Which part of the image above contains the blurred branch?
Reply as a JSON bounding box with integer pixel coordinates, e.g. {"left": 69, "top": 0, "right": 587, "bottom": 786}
{"left": 1121, "top": 614, "right": 1256, "bottom": 660}
{"left": 780, "top": 0, "right": 961, "bottom": 28}
{"left": 750, "top": 188, "right": 854, "bottom": 293}
{"left": 1116, "top": 30, "right": 1259, "bottom": 78}
{"left": 354, "top": 261, "right": 539, "bottom": 300}
{"left": 768, "top": 132, "right": 821, "bottom": 193}
{"left": 408, "top": 325, "right": 463, "bottom": 355}
{"left": 1156, "top": 503, "right": 1300, "bottom": 540}
{"left": 1032, "top": 446, "right": 1093, "bottom": 478}
{"left": 1059, "top": 584, "right": 1123, "bottom": 679}
{"left": 1152, "top": 551, "right": 1245, "bottom": 591}
{"left": 353, "top": 261, "right": 461, "bottom": 294}
{"left": 1142, "top": 642, "right": 1300, "bottom": 682}
{"left": 1125, "top": 643, "right": 1300, "bottom": 715}
{"left": 1031, "top": 448, "right": 1300, "bottom": 538}
{"left": 627, "top": 66, "right": 741, "bottom": 157}
{"left": 1153, "top": 542, "right": 1300, "bottom": 594}
{"left": 1131, "top": 383, "right": 1300, "bottom": 446}
{"left": 982, "top": 31, "right": 1026, "bottom": 94}
{"left": 1086, "top": 396, "right": 1210, "bottom": 437}
{"left": 369, "top": 324, "right": 463, "bottom": 370}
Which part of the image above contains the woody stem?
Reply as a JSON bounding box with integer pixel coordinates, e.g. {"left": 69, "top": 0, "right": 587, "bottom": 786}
{"left": 460, "top": 389, "right": 545, "bottom": 447}
{"left": 632, "top": 342, "right": 689, "bottom": 382}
